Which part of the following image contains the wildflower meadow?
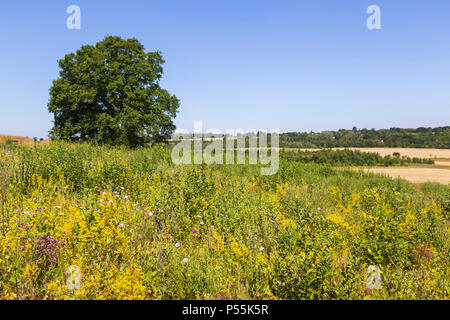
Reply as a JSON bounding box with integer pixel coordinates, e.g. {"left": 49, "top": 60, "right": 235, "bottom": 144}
{"left": 0, "top": 142, "right": 448, "bottom": 300}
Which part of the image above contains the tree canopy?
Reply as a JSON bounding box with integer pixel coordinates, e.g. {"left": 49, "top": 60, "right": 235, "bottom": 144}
{"left": 48, "top": 36, "right": 179, "bottom": 147}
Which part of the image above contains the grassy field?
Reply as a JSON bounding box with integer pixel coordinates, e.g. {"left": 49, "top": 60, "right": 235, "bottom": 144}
{"left": 0, "top": 142, "right": 448, "bottom": 300}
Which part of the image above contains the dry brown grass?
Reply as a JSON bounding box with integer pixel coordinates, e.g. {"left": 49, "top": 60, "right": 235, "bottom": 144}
{"left": 410, "top": 243, "right": 435, "bottom": 266}
{"left": 0, "top": 134, "right": 34, "bottom": 143}
{"left": 0, "top": 135, "right": 50, "bottom": 145}
{"left": 434, "top": 161, "right": 450, "bottom": 167}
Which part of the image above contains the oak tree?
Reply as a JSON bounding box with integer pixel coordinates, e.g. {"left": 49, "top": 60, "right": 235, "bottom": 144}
{"left": 48, "top": 36, "right": 179, "bottom": 147}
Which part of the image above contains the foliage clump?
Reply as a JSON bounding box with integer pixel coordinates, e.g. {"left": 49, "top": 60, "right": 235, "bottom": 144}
{"left": 48, "top": 36, "right": 179, "bottom": 147}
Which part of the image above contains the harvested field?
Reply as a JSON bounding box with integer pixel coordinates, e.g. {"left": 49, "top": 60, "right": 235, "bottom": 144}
{"left": 0, "top": 134, "right": 34, "bottom": 143}
{"left": 1, "top": 142, "right": 448, "bottom": 300}
{"left": 337, "top": 148, "right": 450, "bottom": 159}
{"left": 0, "top": 134, "right": 50, "bottom": 145}
{"left": 363, "top": 167, "right": 450, "bottom": 184}
{"left": 288, "top": 147, "right": 450, "bottom": 160}
{"left": 435, "top": 161, "right": 450, "bottom": 167}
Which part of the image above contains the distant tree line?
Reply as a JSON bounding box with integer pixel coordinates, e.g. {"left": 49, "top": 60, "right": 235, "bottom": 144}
{"left": 281, "top": 149, "right": 435, "bottom": 167}
{"left": 280, "top": 127, "right": 450, "bottom": 149}
{"left": 48, "top": 36, "right": 179, "bottom": 148}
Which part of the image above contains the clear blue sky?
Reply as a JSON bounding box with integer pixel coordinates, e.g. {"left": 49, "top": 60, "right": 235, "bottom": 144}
{"left": 0, "top": 0, "right": 449, "bottom": 138}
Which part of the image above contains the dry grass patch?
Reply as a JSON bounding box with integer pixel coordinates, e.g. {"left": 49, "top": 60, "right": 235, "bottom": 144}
{"left": 0, "top": 134, "right": 50, "bottom": 145}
